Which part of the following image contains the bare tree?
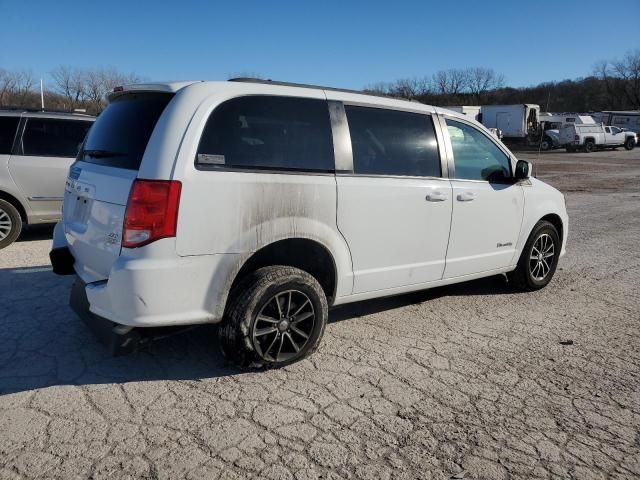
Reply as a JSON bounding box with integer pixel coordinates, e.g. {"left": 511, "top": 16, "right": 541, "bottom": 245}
{"left": 0, "top": 69, "right": 35, "bottom": 106}
{"left": 388, "top": 77, "right": 431, "bottom": 99}
{"left": 432, "top": 69, "right": 469, "bottom": 96}
{"left": 51, "top": 66, "right": 86, "bottom": 108}
{"left": 362, "top": 81, "right": 391, "bottom": 96}
{"left": 466, "top": 67, "right": 504, "bottom": 103}
{"left": 611, "top": 50, "right": 640, "bottom": 108}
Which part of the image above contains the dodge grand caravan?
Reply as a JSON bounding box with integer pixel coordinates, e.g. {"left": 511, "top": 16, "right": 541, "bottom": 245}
{"left": 0, "top": 109, "right": 93, "bottom": 248}
{"left": 50, "top": 79, "right": 568, "bottom": 368}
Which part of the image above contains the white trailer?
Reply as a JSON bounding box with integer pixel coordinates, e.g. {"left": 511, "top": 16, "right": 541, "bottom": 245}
{"left": 480, "top": 104, "right": 540, "bottom": 142}
{"left": 539, "top": 112, "right": 595, "bottom": 130}
{"left": 599, "top": 111, "right": 640, "bottom": 131}
{"left": 444, "top": 106, "right": 481, "bottom": 121}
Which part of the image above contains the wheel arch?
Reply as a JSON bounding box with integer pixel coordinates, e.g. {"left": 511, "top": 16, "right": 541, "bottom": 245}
{"left": 0, "top": 190, "right": 28, "bottom": 224}
{"left": 539, "top": 213, "right": 564, "bottom": 244}
{"left": 229, "top": 238, "right": 339, "bottom": 305}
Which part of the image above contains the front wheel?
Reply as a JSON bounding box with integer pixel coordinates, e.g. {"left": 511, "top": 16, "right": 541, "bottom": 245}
{"left": 0, "top": 199, "right": 22, "bottom": 249}
{"left": 540, "top": 137, "right": 552, "bottom": 151}
{"left": 624, "top": 138, "right": 635, "bottom": 150}
{"left": 508, "top": 220, "right": 560, "bottom": 291}
{"left": 219, "top": 266, "right": 328, "bottom": 369}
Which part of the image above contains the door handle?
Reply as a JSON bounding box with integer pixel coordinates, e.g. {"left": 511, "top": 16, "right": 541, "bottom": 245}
{"left": 426, "top": 191, "right": 448, "bottom": 202}
{"left": 457, "top": 191, "right": 476, "bottom": 202}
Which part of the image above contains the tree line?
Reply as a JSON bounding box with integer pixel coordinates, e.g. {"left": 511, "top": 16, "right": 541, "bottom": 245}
{"left": 1, "top": 50, "right": 638, "bottom": 115}
{"left": 0, "top": 66, "right": 141, "bottom": 114}
{"left": 365, "top": 50, "right": 640, "bottom": 112}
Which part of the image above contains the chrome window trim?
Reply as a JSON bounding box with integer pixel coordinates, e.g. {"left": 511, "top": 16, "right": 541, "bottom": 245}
{"left": 327, "top": 100, "right": 353, "bottom": 173}
{"left": 335, "top": 173, "right": 449, "bottom": 181}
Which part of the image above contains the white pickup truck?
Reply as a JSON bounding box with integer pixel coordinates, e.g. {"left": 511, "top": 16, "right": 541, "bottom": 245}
{"left": 560, "top": 123, "right": 637, "bottom": 152}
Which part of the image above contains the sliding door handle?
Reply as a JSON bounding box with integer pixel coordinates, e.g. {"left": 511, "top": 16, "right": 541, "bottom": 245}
{"left": 457, "top": 191, "right": 476, "bottom": 202}
{"left": 426, "top": 191, "right": 448, "bottom": 202}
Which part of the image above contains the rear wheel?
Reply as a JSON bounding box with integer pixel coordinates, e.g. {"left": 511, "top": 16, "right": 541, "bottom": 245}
{"left": 0, "top": 199, "right": 22, "bottom": 249}
{"left": 624, "top": 138, "right": 635, "bottom": 150}
{"left": 540, "top": 136, "right": 552, "bottom": 151}
{"left": 508, "top": 220, "right": 560, "bottom": 291}
{"left": 584, "top": 140, "right": 595, "bottom": 153}
{"left": 219, "top": 266, "right": 328, "bottom": 369}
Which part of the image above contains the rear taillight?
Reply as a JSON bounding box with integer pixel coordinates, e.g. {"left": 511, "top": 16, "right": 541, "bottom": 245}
{"left": 122, "top": 179, "right": 181, "bottom": 248}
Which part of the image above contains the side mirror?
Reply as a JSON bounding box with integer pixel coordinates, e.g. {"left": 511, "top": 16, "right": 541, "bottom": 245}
{"left": 514, "top": 160, "right": 532, "bottom": 180}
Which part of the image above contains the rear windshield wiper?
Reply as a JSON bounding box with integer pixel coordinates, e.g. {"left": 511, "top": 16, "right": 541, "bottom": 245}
{"left": 83, "top": 149, "right": 127, "bottom": 158}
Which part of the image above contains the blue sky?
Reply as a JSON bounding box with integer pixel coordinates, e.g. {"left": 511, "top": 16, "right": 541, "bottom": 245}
{"left": 2, "top": 0, "right": 639, "bottom": 90}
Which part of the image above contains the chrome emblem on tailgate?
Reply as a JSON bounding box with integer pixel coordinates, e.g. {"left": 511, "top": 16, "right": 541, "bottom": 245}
{"left": 106, "top": 232, "right": 120, "bottom": 245}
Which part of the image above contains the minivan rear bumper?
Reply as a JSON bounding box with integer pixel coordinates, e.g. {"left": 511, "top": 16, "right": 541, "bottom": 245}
{"left": 82, "top": 246, "right": 241, "bottom": 328}
{"left": 70, "top": 278, "right": 145, "bottom": 355}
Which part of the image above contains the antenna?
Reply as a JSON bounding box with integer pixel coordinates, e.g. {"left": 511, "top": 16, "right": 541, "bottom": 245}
{"left": 40, "top": 79, "right": 45, "bottom": 111}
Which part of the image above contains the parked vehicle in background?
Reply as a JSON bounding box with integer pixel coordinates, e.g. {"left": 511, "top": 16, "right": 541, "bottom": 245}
{"left": 0, "top": 109, "right": 94, "bottom": 248}
{"left": 599, "top": 110, "right": 640, "bottom": 131}
{"left": 602, "top": 110, "right": 640, "bottom": 145}
{"left": 536, "top": 113, "right": 594, "bottom": 151}
{"left": 445, "top": 106, "right": 481, "bottom": 121}
{"left": 480, "top": 104, "right": 541, "bottom": 146}
{"left": 540, "top": 129, "right": 560, "bottom": 151}
{"left": 560, "top": 123, "right": 636, "bottom": 152}
{"left": 538, "top": 112, "right": 595, "bottom": 130}
{"left": 487, "top": 127, "right": 502, "bottom": 140}
{"left": 50, "top": 79, "right": 568, "bottom": 367}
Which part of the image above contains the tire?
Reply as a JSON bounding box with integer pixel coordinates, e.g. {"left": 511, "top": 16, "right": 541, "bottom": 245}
{"left": 540, "top": 137, "right": 552, "bottom": 151}
{"left": 0, "top": 199, "right": 22, "bottom": 249}
{"left": 584, "top": 140, "right": 595, "bottom": 153}
{"left": 219, "top": 266, "right": 328, "bottom": 369}
{"left": 508, "top": 220, "right": 560, "bottom": 291}
{"left": 624, "top": 138, "right": 635, "bottom": 150}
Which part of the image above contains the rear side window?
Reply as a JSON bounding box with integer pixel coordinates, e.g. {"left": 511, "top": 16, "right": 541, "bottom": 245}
{"left": 0, "top": 116, "right": 20, "bottom": 154}
{"left": 197, "top": 96, "right": 334, "bottom": 172}
{"left": 22, "top": 118, "right": 91, "bottom": 157}
{"left": 344, "top": 106, "right": 441, "bottom": 177}
{"left": 80, "top": 93, "right": 173, "bottom": 170}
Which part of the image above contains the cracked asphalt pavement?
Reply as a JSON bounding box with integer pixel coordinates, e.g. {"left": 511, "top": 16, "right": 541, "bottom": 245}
{"left": 1, "top": 149, "right": 639, "bottom": 479}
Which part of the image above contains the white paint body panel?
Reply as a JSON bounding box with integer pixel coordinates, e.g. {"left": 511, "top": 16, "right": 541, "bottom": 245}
{"left": 8, "top": 154, "right": 73, "bottom": 221}
{"left": 54, "top": 81, "right": 568, "bottom": 328}
{"left": 444, "top": 181, "right": 523, "bottom": 278}
{"left": 336, "top": 176, "right": 452, "bottom": 293}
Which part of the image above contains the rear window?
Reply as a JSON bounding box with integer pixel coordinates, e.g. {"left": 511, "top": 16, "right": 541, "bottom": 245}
{"left": 197, "top": 95, "right": 334, "bottom": 172}
{"left": 23, "top": 118, "right": 91, "bottom": 157}
{"left": 0, "top": 116, "right": 19, "bottom": 154}
{"left": 80, "top": 92, "right": 173, "bottom": 170}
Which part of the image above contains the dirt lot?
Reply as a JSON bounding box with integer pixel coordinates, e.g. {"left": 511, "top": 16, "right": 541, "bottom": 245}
{"left": 1, "top": 148, "right": 639, "bottom": 480}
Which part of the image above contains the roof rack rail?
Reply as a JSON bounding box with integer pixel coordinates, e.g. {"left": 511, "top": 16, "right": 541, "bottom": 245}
{"left": 0, "top": 105, "right": 94, "bottom": 116}
{"left": 228, "top": 77, "right": 421, "bottom": 103}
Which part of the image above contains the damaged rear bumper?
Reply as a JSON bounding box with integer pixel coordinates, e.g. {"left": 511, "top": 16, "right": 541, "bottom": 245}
{"left": 70, "top": 277, "right": 146, "bottom": 356}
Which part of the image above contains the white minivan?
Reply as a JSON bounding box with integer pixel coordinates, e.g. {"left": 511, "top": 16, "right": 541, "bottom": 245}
{"left": 50, "top": 79, "right": 568, "bottom": 367}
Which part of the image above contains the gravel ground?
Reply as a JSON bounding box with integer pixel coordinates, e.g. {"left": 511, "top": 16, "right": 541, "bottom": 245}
{"left": 1, "top": 148, "right": 639, "bottom": 480}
